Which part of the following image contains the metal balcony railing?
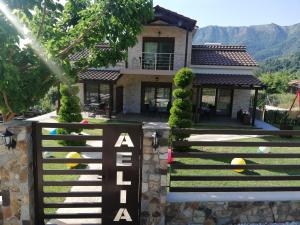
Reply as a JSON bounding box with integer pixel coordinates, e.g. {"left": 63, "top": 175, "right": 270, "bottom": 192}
{"left": 141, "top": 52, "right": 175, "bottom": 71}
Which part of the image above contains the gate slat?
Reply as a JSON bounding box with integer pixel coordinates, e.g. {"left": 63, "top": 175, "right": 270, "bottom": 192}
{"left": 42, "top": 146, "right": 101, "bottom": 152}
{"left": 43, "top": 192, "right": 102, "bottom": 197}
{"left": 170, "top": 186, "right": 300, "bottom": 192}
{"left": 44, "top": 213, "right": 102, "bottom": 219}
{"left": 44, "top": 181, "right": 102, "bottom": 186}
{"left": 42, "top": 158, "right": 102, "bottom": 164}
{"left": 171, "top": 175, "right": 300, "bottom": 181}
{"left": 44, "top": 202, "right": 102, "bottom": 208}
{"left": 173, "top": 141, "right": 300, "bottom": 147}
{"left": 172, "top": 164, "right": 300, "bottom": 170}
{"left": 43, "top": 169, "right": 102, "bottom": 175}
{"left": 42, "top": 135, "right": 102, "bottom": 141}
{"left": 172, "top": 152, "right": 300, "bottom": 158}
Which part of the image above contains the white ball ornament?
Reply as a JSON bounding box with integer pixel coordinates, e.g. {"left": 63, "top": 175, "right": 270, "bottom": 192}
{"left": 258, "top": 146, "right": 271, "bottom": 154}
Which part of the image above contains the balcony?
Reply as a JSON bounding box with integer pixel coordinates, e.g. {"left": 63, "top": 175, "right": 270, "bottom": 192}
{"left": 141, "top": 52, "right": 175, "bottom": 70}
{"left": 126, "top": 52, "right": 185, "bottom": 72}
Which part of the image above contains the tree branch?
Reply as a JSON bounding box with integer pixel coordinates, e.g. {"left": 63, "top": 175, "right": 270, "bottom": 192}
{"left": 1, "top": 91, "right": 14, "bottom": 114}
{"left": 36, "top": 2, "right": 47, "bottom": 39}
{"left": 57, "top": 13, "right": 103, "bottom": 59}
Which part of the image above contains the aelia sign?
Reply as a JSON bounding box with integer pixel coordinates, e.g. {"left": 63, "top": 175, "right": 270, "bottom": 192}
{"left": 102, "top": 126, "right": 142, "bottom": 225}
{"left": 114, "top": 133, "right": 134, "bottom": 222}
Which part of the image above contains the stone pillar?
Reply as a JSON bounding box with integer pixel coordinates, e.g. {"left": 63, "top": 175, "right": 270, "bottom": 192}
{"left": 0, "top": 121, "right": 34, "bottom": 225}
{"left": 141, "top": 127, "right": 169, "bottom": 225}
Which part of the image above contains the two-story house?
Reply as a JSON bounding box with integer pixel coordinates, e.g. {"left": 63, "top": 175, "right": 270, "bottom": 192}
{"left": 74, "top": 5, "right": 264, "bottom": 125}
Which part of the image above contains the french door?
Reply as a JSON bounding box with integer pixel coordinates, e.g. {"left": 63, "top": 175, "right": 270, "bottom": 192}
{"left": 201, "top": 88, "right": 233, "bottom": 117}
{"left": 141, "top": 82, "right": 172, "bottom": 113}
{"left": 142, "top": 37, "right": 175, "bottom": 70}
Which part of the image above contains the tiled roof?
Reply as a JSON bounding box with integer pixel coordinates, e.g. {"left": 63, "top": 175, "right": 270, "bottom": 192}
{"left": 191, "top": 45, "right": 258, "bottom": 67}
{"left": 150, "top": 5, "right": 197, "bottom": 31}
{"left": 79, "top": 69, "right": 120, "bottom": 82}
{"left": 193, "top": 74, "right": 264, "bottom": 88}
{"left": 69, "top": 44, "right": 111, "bottom": 61}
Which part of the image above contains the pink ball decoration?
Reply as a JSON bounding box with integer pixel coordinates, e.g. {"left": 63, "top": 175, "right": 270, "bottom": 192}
{"left": 80, "top": 119, "right": 89, "bottom": 124}
{"left": 168, "top": 148, "right": 174, "bottom": 164}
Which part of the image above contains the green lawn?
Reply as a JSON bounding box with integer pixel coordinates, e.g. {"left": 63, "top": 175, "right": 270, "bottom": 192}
{"left": 172, "top": 136, "right": 300, "bottom": 188}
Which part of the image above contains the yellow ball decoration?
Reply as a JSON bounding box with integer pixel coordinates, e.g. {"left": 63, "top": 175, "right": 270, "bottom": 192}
{"left": 66, "top": 152, "right": 81, "bottom": 168}
{"left": 231, "top": 158, "right": 246, "bottom": 173}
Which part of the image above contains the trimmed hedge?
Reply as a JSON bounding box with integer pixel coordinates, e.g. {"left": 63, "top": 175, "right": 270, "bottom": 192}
{"left": 58, "top": 84, "right": 85, "bottom": 146}
{"left": 169, "top": 68, "right": 194, "bottom": 141}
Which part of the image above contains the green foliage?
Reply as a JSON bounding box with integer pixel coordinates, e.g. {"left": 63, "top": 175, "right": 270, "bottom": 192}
{"left": 259, "top": 52, "right": 300, "bottom": 74}
{"left": 0, "top": 0, "right": 153, "bottom": 122}
{"left": 174, "top": 68, "right": 195, "bottom": 88}
{"left": 259, "top": 71, "right": 292, "bottom": 94}
{"left": 0, "top": 12, "right": 54, "bottom": 121}
{"left": 58, "top": 84, "right": 84, "bottom": 146}
{"left": 37, "top": 86, "right": 59, "bottom": 113}
{"left": 257, "top": 93, "right": 296, "bottom": 110}
{"left": 169, "top": 68, "right": 194, "bottom": 142}
{"left": 173, "top": 89, "right": 192, "bottom": 99}
{"left": 58, "top": 84, "right": 82, "bottom": 124}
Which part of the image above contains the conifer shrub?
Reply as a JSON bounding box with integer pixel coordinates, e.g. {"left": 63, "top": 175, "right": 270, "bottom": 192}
{"left": 169, "top": 68, "right": 194, "bottom": 142}
{"left": 58, "top": 84, "right": 85, "bottom": 146}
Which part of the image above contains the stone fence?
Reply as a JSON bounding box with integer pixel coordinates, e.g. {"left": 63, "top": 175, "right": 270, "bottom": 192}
{"left": 1, "top": 121, "right": 300, "bottom": 225}
{"left": 166, "top": 201, "right": 300, "bottom": 225}
{"left": 0, "top": 122, "right": 34, "bottom": 225}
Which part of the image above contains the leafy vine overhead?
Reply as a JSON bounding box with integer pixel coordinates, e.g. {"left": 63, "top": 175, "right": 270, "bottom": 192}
{"left": 0, "top": 0, "right": 154, "bottom": 122}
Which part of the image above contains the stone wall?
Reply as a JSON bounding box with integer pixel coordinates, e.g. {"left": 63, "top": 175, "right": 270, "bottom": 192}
{"left": 232, "top": 89, "right": 252, "bottom": 119}
{"left": 0, "top": 122, "right": 34, "bottom": 225}
{"left": 141, "top": 127, "right": 169, "bottom": 225}
{"left": 0, "top": 204, "right": 3, "bottom": 225}
{"left": 166, "top": 201, "right": 300, "bottom": 225}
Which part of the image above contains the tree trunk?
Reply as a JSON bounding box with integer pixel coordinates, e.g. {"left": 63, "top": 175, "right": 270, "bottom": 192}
{"left": 2, "top": 112, "right": 16, "bottom": 123}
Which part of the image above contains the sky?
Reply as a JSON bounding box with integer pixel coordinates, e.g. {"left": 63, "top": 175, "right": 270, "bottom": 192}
{"left": 153, "top": 0, "right": 300, "bottom": 27}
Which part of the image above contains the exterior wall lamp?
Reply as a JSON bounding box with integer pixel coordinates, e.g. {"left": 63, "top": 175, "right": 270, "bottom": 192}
{"left": 0, "top": 128, "right": 16, "bottom": 149}
{"left": 152, "top": 131, "right": 161, "bottom": 151}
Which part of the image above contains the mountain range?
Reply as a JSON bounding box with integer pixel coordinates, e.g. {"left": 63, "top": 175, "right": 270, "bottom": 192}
{"left": 193, "top": 23, "right": 300, "bottom": 62}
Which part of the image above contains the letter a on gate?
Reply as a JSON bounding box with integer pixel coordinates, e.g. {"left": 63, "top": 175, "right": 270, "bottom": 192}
{"left": 113, "top": 208, "right": 133, "bottom": 222}
{"left": 115, "top": 133, "right": 134, "bottom": 147}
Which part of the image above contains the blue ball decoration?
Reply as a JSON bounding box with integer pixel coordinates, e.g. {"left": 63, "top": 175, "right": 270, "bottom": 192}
{"left": 50, "top": 128, "right": 57, "bottom": 135}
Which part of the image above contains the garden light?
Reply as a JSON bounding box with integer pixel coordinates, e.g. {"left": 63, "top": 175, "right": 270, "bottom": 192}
{"left": 152, "top": 131, "right": 161, "bottom": 151}
{"left": 0, "top": 129, "right": 16, "bottom": 149}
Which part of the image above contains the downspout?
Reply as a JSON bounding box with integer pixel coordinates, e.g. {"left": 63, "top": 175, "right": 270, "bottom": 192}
{"left": 184, "top": 30, "right": 189, "bottom": 67}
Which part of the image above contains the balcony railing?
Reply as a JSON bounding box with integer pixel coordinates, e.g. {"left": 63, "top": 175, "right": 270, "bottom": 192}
{"left": 141, "top": 52, "right": 175, "bottom": 71}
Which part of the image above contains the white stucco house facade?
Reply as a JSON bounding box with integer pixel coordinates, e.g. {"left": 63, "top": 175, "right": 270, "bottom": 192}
{"left": 73, "top": 5, "right": 264, "bottom": 125}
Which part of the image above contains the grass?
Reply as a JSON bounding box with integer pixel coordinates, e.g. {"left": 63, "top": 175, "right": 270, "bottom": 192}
{"left": 171, "top": 135, "right": 300, "bottom": 188}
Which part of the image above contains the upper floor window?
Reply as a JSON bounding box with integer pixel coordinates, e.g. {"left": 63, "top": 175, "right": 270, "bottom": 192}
{"left": 142, "top": 37, "right": 175, "bottom": 70}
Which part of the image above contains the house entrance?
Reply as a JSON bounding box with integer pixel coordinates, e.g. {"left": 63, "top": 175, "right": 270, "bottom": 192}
{"left": 201, "top": 88, "right": 234, "bottom": 117}
{"left": 33, "top": 122, "right": 143, "bottom": 225}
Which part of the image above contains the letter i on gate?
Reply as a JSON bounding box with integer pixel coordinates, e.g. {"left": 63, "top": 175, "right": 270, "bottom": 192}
{"left": 114, "top": 133, "right": 134, "bottom": 222}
